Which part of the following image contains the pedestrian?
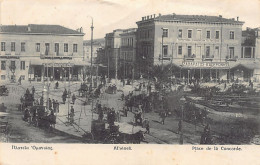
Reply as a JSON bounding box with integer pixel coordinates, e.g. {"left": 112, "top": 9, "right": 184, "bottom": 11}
{"left": 31, "top": 86, "right": 35, "bottom": 96}
{"left": 145, "top": 121, "right": 150, "bottom": 134}
{"left": 72, "top": 94, "right": 76, "bottom": 104}
{"left": 18, "top": 76, "right": 22, "bottom": 85}
{"left": 55, "top": 81, "right": 59, "bottom": 89}
{"left": 62, "top": 93, "right": 66, "bottom": 104}
{"left": 160, "top": 111, "right": 166, "bottom": 125}
{"left": 70, "top": 106, "right": 75, "bottom": 124}
{"left": 52, "top": 99, "right": 56, "bottom": 112}
{"left": 48, "top": 98, "right": 52, "bottom": 110}
{"left": 40, "top": 97, "right": 44, "bottom": 105}
{"left": 178, "top": 120, "right": 182, "bottom": 134}
{"left": 56, "top": 100, "right": 59, "bottom": 113}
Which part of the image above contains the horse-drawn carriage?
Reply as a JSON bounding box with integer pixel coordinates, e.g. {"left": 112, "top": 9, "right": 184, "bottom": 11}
{"left": 0, "top": 86, "right": 9, "bottom": 96}
{"left": 78, "top": 83, "right": 88, "bottom": 97}
{"left": 23, "top": 105, "right": 56, "bottom": 129}
{"left": 85, "top": 119, "right": 146, "bottom": 144}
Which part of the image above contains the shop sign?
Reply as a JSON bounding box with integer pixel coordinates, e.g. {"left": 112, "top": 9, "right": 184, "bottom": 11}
{"left": 181, "top": 61, "right": 229, "bottom": 68}
{"left": 43, "top": 63, "right": 74, "bottom": 67}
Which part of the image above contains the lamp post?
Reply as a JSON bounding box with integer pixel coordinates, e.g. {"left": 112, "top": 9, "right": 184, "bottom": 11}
{"left": 180, "top": 96, "right": 186, "bottom": 120}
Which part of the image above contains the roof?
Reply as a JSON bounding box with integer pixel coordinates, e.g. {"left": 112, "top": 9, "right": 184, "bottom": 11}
{"left": 230, "top": 61, "right": 260, "bottom": 70}
{"left": 138, "top": 14, "right": 244, "bottom": 25}
{"left": 0, "top": 24, "right": 84, "bottom": 35}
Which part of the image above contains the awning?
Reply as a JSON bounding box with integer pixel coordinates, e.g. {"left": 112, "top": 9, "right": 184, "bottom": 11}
{"left": 229, "top": 61, "right": 260, "bottom": 70}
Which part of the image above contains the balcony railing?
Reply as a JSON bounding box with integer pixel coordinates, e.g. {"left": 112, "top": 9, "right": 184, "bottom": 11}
{"left": 40, "top": 54, "right": 73, "bottom": 60}
{"left": 184, "top": 54, "right": 196, "bottom": 61}
{"left": 202, "top": 55, "right": 214, "bottom": 61}
{"left": 225, "top": 56, "right": 238, "bottom": 61}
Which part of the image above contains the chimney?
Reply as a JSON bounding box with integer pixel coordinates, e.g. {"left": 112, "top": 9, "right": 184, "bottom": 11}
{"left": 80, "top": 27, "right": 83, "bottom": 33}
{"left": 159, "top": 13, "right": 161, "bottom": 17}
{"left": 237, "top": 16, "right": 239, "bottom": 21}
{"left": 28, "top": 25, "right": 31, "bottom": 32}
{"left": 219, "top": 15, "right": 222, "bottom": 18}
{"left": 142, "top": 17, "right": 144, "bottom": 21}
{"left": 153, "top": 14, "right": 156, "bottom": 18}
{"left": 150, "top": 15, "right": 152, "bottom": 19}
{"left": 147, "top": 16, "right": 149, "bottom": 19}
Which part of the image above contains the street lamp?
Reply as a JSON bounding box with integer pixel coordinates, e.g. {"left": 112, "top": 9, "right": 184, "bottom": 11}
{"left": 180, "top": 96, "right": 186, "bottom": 120}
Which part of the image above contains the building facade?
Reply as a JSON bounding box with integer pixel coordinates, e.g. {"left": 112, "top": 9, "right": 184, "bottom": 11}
{"left": 136, "top": 14, "right": 260, "bottom": 82}
{"left": 119, "top": 28, "right": 137, "bottom": 79}
{"left": 0, "top": 24, "right": 84, "bottom": 83}
{"left": 83, "top": 39, "right": 105, "bottom": 65}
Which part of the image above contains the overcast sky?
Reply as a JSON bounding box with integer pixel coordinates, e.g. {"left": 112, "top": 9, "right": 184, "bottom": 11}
{"left": 0, "top": 0, "right": 259, "bottom": 39}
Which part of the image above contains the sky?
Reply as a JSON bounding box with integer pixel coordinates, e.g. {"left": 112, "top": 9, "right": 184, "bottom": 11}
{"left": 0, "top": 0, "right": 259, "bottom": 40}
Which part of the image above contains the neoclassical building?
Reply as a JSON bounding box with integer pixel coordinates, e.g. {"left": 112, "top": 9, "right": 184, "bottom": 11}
{"left": 0, "top": 24, "right": 85, "bottom": 83}
{"left": 136, "top": 14, "right": 259, "bottom": 82}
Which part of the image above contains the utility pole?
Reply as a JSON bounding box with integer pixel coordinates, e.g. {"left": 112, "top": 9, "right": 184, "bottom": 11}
{"left": 90, "top": 17, "right": 94, "bottom": 89}
{"left": 67, "top": 63, "right": 71, "bottom": 123}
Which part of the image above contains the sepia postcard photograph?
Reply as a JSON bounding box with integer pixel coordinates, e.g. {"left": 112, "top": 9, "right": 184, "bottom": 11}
{"left": 0, "top": 0, "right": 259, "bottom": 164}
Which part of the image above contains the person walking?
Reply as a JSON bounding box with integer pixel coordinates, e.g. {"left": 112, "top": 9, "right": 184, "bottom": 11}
{"left": 178, "top": 120, "right": 182, "bottom": 134}
{"left": 56, "top": 100, "right": 59, "bottom": 113}
{"left": 70, "top": 106, "right": 75, "bottom": 124}
{"left": 72, "top": 94, "right": 76, "bottom": 104}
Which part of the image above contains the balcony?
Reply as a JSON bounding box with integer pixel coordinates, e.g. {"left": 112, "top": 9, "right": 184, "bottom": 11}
{"left": 184, "top": 54, "right": 196, "bottom": 61}
{"left": 202, "top": 55, "right": 214, "bottom": 61}
{"left": 225, "top": 56, "right": 238, "bottom": 62}
{"left": 40, "top": 54, "right": 73, "bottom": 60}
{"left": 0, "top": 52, "right": 20, "bottom": 59}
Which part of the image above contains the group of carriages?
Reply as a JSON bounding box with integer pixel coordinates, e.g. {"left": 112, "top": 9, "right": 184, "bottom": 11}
{"left": 20, "top": 89, "right": 56, "bottom": 130}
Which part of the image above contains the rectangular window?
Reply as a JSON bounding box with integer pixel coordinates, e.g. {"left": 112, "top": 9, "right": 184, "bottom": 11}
{"left": 36, "top": 43, "right": 40, "bottom": 52}
{"left": 45, "top": 43, "right": 50, "bottom": 55}
{"left": 55, "top": 43, "right": 59, "bottom": 55}
{"left": 229, "top": 47, "right": 234, "bottom": 58}
{"left": 188, "top": 30, "right": 192, "bottom": 38}
{"left": 178, "top": 29, "right": 182, "bottom": 38}
{"left": 215, "top": 46, "right": 219, "bottom": 57}
{"left": 73, "top": 44, "right": 77, "bottom": 53}
{"left": 178, "top": 46, "right": 182, "bottom": 55}
{"left": 163, "top": 29, "right": 168, "bottom": 37}
{"left": 11, "top": 61, "right": 16, "bottom": 69}
{"left": 206, "top": 46, "right": 210, "bottom": 57}
{"left": 1, "top": 42, "right": 5, "bottom": 51}
{"left": 1, "top": 75, "right": 5, "bottom": 80}
{"left": 1, "top": 61, "right": 6, "bottom": 70}
{"left": 244, "top": 47, "right": 252, "bottom": 58}
{"left": 64, "top": 43, "right": 68, "bottom": 52}
{"left": 216, "top": 31, "right": 220, "bottom": 39}
{"left": 230, "top": 31, "right": 235, "bottom": 39}
{"left": 163, "top": 45, "right": 168, "bottom": 57}
{"left": 188, "top": 46, "right": 192, "bottom": 56}
{"left": 206, "top": 31, "right": 211, "bottom": 39}
{"left": 11, "top": 42, "right": 15, "bottom": 52}
{"left": 21, "top": 42, "right": 25, "bottom": 52}
{"left": 20, "top": 61, "right": 25, "bottom": 70}
{"left": 196, "top": 30, "right": 201, "bottom": 40}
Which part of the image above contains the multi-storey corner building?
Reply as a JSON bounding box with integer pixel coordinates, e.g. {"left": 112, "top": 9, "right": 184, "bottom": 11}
{"left": 104, "top": 28, "right": 137, "bottom": 79}
{"left": 0, "top": 24, "right": 84, "bottom": 83}
{"left": 136, "top": 14, "right": 260, "bottom": 82}
{"left": 119, "top": 28, "right": 137, "bottom": 79}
